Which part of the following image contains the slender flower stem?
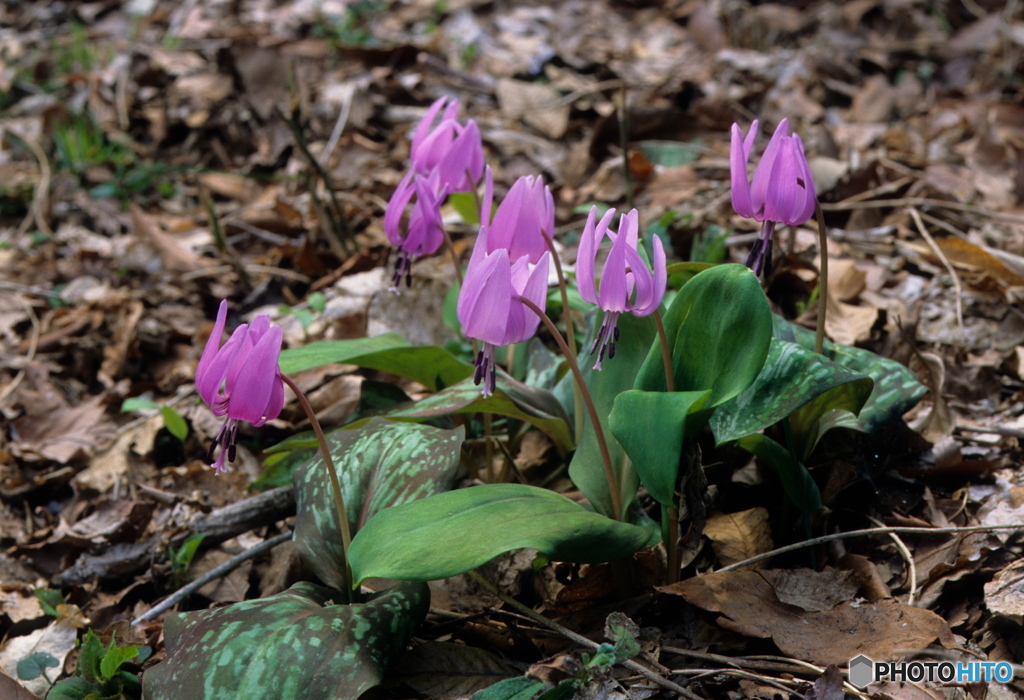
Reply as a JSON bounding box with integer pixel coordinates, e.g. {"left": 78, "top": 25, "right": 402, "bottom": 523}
{"left": 652, "top": 309, "right": 675, "bottom": 393}
{"left": 814, "top": 203, "right": 829, "bottom": 355}
{"left": 518, "top": 296, "right": 624, "bottom": 521}
{"left": 616, "top": 87, "right": 635, "bottom": 212}
{"left": 542, "top": 231, "right": 584, "bottom": 442}
{"left": 440, "top": 225, "right": 465, "bottom": 289}
{"left": 652, "top": 308, "right": 680, "bottom": 583}
{"left": 279, "top": 372, "right": 353, "bottom": 599}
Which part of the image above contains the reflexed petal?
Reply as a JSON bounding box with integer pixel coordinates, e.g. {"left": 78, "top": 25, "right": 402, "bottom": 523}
{"left": 384, "top": 170, "right": 417, "bottom": 246}
{"left": 228, "top": 325, "right": 283, "bottom": 423}
{"left": 481, "top": 166, "right": 494, "bottom": 226}
{"left": 253, "top": 375, "right": 285, "bottom": 427}
{"left": 457, "top": 248, "right": 514, "bottom": 346}
{"left": 749, "top": 119, "right": 789, "bottom": 218}
{"left": 510, "top": 251, "right": 550, "bottom": 344}
{"left": 196, "top": 300, "right": 228, "bottom": 393}
{"left": 410, "top": 97, "right": 449, "bottom": 163}
{"left": 598, "top": 222, "right": 630, "bottom": 312}
{"left": 576, "top": 206, "right": 614, "bottom": 305}
{"left": 763, "top": 137, "right": 814, "bottom": 226}
{"left": 196, "top": 334, "right": 240, "bottom": 410}
{"left": 647, "top": 234, "right": 667, "bottom": 313}
{"left": 488, "top": 176, "right": 526, "bottom": 251}
{"left": 623, "top": 244, "right": 654, "bottom": 313}
{"left": 441, "top": 120, "right": 483, "bottom": 193}
{"left": 792, "top": 135, "right": 818, "bottom": 224}
{"left": 730, "top": 123, "right": 755, "bottom": 219}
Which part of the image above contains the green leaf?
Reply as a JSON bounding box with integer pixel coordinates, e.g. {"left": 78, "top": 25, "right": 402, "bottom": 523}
{"left": 78, "top": 630, "right": 105, "bottom": 684}
{"left": 47, "top": 677, "right": 101, "bottom": 700}
{"left": 100, "top": 642, "right": 140, "bottom": 681}
{"left": 279, "top": 334, "right": 473, "bottom": 390}
{"left": 17, "top": 652, "right": 59, "bottom": 681}
{"left": 710, "top": 338, "right": 874, "bottom": 458}
{"left": 470, "top": 677, "right": 547, "bottom": 700}
{"left": 636, "top": 263, "right": 772, "bottom": 408}
{"left": 389, "top": 641, "right": 521, "bottom": 698}
{"left": 384, "top": 374, "right": 574, "bottom": 454}
{"left": 120, "top": 396, "right": 158, "bottom": 412}
{"left": 34, "top": 588, "right": 65, "bottom": 617}
{"left": 293, "top": 418, "right": 464, "bottom": 590}
{"left": 308, "top": 292, "right": 326, "bottom": 313}
{"left": 449, "top": 191, "right": 481, "bottom": 225}
{"left": 142, "top": 581, "right": 429, "bottom": 700}
{"left": 160, "top": 406, "right": 188, "bottom": 442}
{"left": 770, "top": 316, "right": 927, "bottom": 433}
{"left": 638, "top": 139, "right": 701, "bottom": 167}
{"left": 609, "top": 390, "right": 711, "bottom": 508}
{"left": 348, "top": 484, "right": 651, "bottom": 585}
{"left": 737, "top": 433, "right": 822, "bottom": 517}
{"left": 566, "top": 312, "right": 656, "bottom": 519}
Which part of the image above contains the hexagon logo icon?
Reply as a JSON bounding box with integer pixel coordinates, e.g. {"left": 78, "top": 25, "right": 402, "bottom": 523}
{"left": 848, "top": 655, "right": 875, "bottom": 689}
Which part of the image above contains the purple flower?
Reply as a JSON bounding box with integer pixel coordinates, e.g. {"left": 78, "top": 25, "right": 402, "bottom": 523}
{"left": 480, "top": 167, "right": 553, "bottom": 265}
{"left": 384, "top": 169, "right": 445, "bottom": 289}
{"left": 731, "top": 118, "right": 817, "bottom": 277}
{"left": 410, "top": 96, "right": 484, "bottom": 195}
{"left": 577, "top": 207, "right": 667, "bottom": 369}
{"left": 457, "top": 226, "right": 551, "bottom": 396}
{"left": 196, "top": 300, "right": 284, "bottom": 474}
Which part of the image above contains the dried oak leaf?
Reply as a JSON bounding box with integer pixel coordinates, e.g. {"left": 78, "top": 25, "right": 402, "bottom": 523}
{"left": 660, "top": 570, "right": 957, "bottom": 666}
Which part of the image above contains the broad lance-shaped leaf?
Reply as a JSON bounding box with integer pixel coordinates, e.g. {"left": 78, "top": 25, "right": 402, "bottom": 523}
{"left": 634, "top": 263, "right": 772, "bottom": 406}
{"left": 385, "top": 373, "right": 574, "bottom": 454}
{"left": 562, "top": 312, "right": 654, "bottom": 520}
{"left": 609, "top": 389, "right": 711, "bottom": 508}
{"left": 279, "top": 333, "right": 472, "bottom": 390}
{"left": 294, "top": 418, "right": 464, "bottom": 590}
{"left": 737, "top": 433, "right": 821, "bottom": 518}
{"left": 348, "top": 484, "right": 651, "bottom": 584}
{"left": 771, "top": 315, "right": 926, "bottom": 432}
{"left": 711, "top": 338, "right": 873, "bottom": 459}
{"left": 142, "top": 581, "right": 429, "bottom": 700}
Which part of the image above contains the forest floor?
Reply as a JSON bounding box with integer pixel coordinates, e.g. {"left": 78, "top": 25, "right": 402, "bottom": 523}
{"left": 2, "top": 0, "right": 1024, "bottom": 699}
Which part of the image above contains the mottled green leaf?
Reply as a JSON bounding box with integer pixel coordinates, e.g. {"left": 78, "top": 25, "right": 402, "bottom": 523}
{"left": 348, "top": 484, "right": 651, "bottom": 584}
{"left": 737, "top": 433, "right": 822, "bottom": 517}
{"left": 279, "top": 333, "right": 472, "bottom": 390}
{"left": 771, "top": 316, "right": 927, "bottom": 432}
{"left": 566, "top": 312, "right": 655, "bottom": 519}
{"left": 636, "top": 263, "right": 772, "bottom": 408}
{"left": 711, "top": 339, "right": 873, "bottom": 458}
{"left": 142, "top": 581, "right": 429, "bottom": 700}
{"left": 609, "top": 389, "right": 711, "bottom": 508}
{"left": 384, "top": 374, "right": 574, "bottom": 454}
{"left": 293, "top": 417, "right": 464, "bottom": 590}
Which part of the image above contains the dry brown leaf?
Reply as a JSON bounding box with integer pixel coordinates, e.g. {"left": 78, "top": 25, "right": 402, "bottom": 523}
{"left": 495, "top": 78, "right": 569, "bottom": 139}
{"left": 74, "top": 413, "right": 162, "bottom": 494}
{"left": 10, "top": 393, "right": 114, "bottom": 464}
{"left": 98, "top": 299, "right": 144, "bottom": 387}
{"left": 0, "top": 587, "right": 44, "bottom": 624}
{"left": 704, "top": 508, "right": 773, "bottom": 569}
{"left": 199, "top": 172, "right": 260, "bottom": 202}
{"left": 934, "top": 237, "right": 1024, "bottom": 287}
{"left": 0, "top": 619, "right": 78, "bottom": 697}
{"left": 0, "top": 670, "right": 43, "bottom": 700}
{"left": 130, "top": 204, "right": 203, "bottom": 274}
{"left": 760, "top": 568, "right": 859, "bottom": 612}
{"left": 915, "top": 351, "right": 954, "bottom": 443}
{"left": 804, "top": 665, "right": 845, "bottom": 700}
{"left": 661, "top": 570, "right": 958, "bottom": 665}
{"left": 642, "top": 166, "right": 702, "bottom": 210}
{"left": 984, "top": 559, "right": 1024, "bottom": 621}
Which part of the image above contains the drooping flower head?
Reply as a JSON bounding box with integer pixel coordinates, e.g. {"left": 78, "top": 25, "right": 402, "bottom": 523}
{"left": 196, "top": 300, "right": 284, "bottom": 474}
{"left": 730, "top": 118, "right": 817, "bottom": 277}
{"left": 577, "top": 207, "right": 667, "bottom": 369}
{"left": 479, "top": 167, "right": 552, "bottom": 265}
{"left": 410, "top": 96, "right": 485, "bottom": 196}
{"left": 457, "top": 225, "right": 551, "bottom": 396}
{"left": 384, "top": 169, "right": 445, "bottom": 289}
